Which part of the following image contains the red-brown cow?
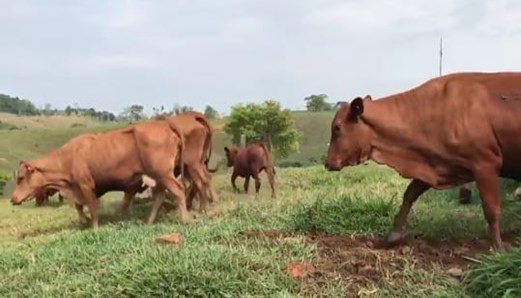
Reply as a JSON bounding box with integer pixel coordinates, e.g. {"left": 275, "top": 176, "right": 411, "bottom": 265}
{"left": 11, "top": 119, "right": 188, "bottom": 229}
{"left": 34, "top": 187, "right": 63, "bottom": 206}
{"left": 325, "top": 71, "right": 521, "bottom": 251}
{"left": 224, "top": 143, "right": 276, "bottom": 198}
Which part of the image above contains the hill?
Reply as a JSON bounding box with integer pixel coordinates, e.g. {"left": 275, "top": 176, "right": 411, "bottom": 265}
{"left": 0, "top": 110, "right": 335, "bottom": 175}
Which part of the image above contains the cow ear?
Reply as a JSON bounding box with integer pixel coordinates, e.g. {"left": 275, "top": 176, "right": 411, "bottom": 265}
{"left": 349, "top": 97, "right": 364, "bottom": 119}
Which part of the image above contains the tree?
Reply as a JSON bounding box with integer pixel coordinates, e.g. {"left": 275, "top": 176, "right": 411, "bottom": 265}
{"left": 172, "top": 104, "right": 193, "bottom": 115}
{"left": 224, "top": 100, "right": 301, "bottom": 158}
{"left": 119, "top": 104, "right": 145, "bottom": 123}
{"left": 204, "top": 105, "right": 219, "bottom": 119}
{"left": 304, "top": 94, "right": 333, "bottom": 112}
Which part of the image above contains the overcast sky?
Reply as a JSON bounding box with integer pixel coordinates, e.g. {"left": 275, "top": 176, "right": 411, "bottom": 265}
{"left": 1, "top": 0, "right": 521, "bottom": 115}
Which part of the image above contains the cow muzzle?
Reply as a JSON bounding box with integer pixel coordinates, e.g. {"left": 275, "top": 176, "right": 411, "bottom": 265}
{"left": 324, "top": 160, "right": 342, "bottom": 171}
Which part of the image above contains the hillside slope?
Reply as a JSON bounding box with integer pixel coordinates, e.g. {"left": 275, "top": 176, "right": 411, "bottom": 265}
{"left": 0, "top": 110, "right": 335, "bottom": 175}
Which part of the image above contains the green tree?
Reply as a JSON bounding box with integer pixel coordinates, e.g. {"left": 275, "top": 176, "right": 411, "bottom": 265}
{"left": 172, "top": 104, "right": 193, "bottom": 115}
{"left": 119, "top": 104, "right": 145, "bottom": 123}
{"left": 304, "top": 94, "right": 333, "bottom": 112}
{"left": 204, "top": 105, "right": 219, "bottom": 119}
{"left": 224, "top": 100, "right": 300, "bottom": 158}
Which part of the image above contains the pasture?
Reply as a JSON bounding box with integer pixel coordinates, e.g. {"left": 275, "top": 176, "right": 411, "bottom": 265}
{"left": 1, "top": 113, "right": 521, "bottom": 297}
{"left": 2, "top": 163, "right": 521, "bottom": 297}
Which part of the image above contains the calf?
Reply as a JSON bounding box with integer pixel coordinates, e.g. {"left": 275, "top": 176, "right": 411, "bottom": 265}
{"left": 224, "top": 143, "right": 276, "bottom": 198}
{"left": 11, "top": 119, "right": 188, "bottom": 229}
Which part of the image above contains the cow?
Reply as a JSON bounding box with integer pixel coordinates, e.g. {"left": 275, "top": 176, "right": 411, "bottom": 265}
{"left": 10, "top": 119, "right": 189, "bottom": 229}
{"left": 325, "top": 71, "right": 521, "bottom": 251}
{"left": 224, "top": 143, "right": 276, "bottom": 198}
{"left": 34, "top": 187, "right": 63, "bottom": 206}
{"left": 119, "top": 111, "right": 219, "bottom": 213}
{"left": 458, "top": 182, "right": 521, "bottom": 204}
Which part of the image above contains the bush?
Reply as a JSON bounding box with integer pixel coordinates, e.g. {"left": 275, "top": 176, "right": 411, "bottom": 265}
{"left": 0, "top": 172, "right": 12, "bottom": 196}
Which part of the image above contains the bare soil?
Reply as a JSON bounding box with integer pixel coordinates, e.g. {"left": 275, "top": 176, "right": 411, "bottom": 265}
{"left": 238, "top": 229, "right": 520, "bottom": 297}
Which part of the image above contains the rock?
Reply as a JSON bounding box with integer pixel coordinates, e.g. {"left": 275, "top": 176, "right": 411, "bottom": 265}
{"left": 156, "top": 233, "right": 183, "bottom": 245}
{"left": 446, "top": 267, "right": 464, "bottom": 278}
{"left": 286, "top": 262, "right": 315, "bottom": 278}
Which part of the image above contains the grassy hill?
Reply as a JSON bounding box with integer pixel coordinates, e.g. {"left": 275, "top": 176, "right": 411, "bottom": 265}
{"left": 0, "top": 110, "right": 335, "bottom": 175}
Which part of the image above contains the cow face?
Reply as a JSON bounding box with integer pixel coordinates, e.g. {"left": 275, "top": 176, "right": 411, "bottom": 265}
{"left": 11, "top": 161, "right": 47, "bottom": 205}
{"left": 224, "top": 146, "right": 239, "bottom": 167}
{"left": 325, "top": 96, "right": 372, "bottom": 171}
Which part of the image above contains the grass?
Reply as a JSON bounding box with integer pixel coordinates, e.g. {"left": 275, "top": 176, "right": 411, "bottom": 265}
{"left": 2, "top": 163, "right": 521, "bottom": 297}
{"left": 1, "top": 112, "right": 521, "bottom": 297}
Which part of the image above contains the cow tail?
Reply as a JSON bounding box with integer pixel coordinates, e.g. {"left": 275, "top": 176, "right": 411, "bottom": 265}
{"left": 195, "top": 115, "right": 219, "bottom": 173}
{"left": 168, "top": 122, "right": 186, "bottom": 189}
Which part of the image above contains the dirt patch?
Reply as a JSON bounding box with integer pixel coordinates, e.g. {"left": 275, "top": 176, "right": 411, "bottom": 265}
{"left": 240, "top": 229, "right": 520, "bottom": 297}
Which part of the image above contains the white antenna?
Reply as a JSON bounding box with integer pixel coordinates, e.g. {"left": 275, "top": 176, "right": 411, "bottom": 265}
{"left": 439, "top": 37, "right": 443, "bottom": 77}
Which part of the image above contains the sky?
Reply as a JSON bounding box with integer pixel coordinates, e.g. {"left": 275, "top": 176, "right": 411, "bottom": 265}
{"left": 1, "top": 0, "right": 521, "bottom": 115}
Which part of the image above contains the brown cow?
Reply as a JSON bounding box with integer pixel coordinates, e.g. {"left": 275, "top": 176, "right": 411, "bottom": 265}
{"left": 224, "top": 143, "right": 276, "bottom": 198}
{"left": 11, "top": 119, "right": 188, "bottom": 229}
{"left": 34, "top": 187, "right": 64, "bottom": 206}
{"left": 120, "top": 111, "right": 219, "bottom": 213}
{"left": 325, "top": 71, "right": 521, "bottom": 251}
{"left": 458, "top": 182, "right": 521, "bottom": 204}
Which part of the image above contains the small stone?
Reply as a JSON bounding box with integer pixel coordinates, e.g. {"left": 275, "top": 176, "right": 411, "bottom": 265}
{"left": 286, "top": 262, "right": 315, "bottom": 278}
{"left": 400, "top": 246, "right": 411, "bottom": 254}
{"left": 156, "top": 233, "right": 183, "bottom": 245}
{"left": 446, "top": 267, "right": 464, "bottom": 278}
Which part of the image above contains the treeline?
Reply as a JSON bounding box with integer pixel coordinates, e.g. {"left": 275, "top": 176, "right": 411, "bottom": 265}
{"left": 0, "top": 93, "right": 117, "bottom": 122}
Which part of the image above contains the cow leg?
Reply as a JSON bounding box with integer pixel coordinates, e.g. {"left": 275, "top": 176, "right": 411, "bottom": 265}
{"left": 265, "top": 167, "right": 276, "bottom": 198}
{"left": 387, "top": 179, "right": 430, "bottom": 245}
{"left": 459, "top": 183, "right": 472, "bottom": 204}
{"left": 243, "top": 176, "right": 250, "bottom": 193}
{"left": 231, "top": 173, "right": 240, "bottom": 193}
{"left": 58, "top": 194, "right": 64, "bottom": 203}
{"left": 252, "top": 172, "right": 261, "bottom": 196}
{"left": 80, "top": 189, "right": 100, "bottom": 230}
{"left": 474, "top": 169, "right": 503, "bottom": 251}
{"left": 147, "top": 186, "right": 166, "bottom": 224}
{"left": 186, "top": 184, "right": 197, "bottom": 210}
{"left": 204, "top": 168, "right": 219, "bottom": 204}
{"left": 159, "top": 176, "right": 191, "bottom": 224}
{"left": 120, "top": 191, "right": 136, "bottom": 214}
{"left": 75, "top": 203, "right": 89, "bottom": 225}
{"left": 189, "top": 165, "right": 211, "bottom": 212}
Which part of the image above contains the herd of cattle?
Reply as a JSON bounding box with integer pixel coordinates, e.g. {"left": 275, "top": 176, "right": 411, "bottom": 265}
{"left": 9, "top": 71, "right": 521, "bottom": 252}
{"left": 10, "top": 111, "right": 276, "bottom": 228}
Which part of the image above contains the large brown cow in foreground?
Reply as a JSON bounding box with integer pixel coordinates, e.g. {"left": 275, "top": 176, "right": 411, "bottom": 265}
{"left": 325, "top": 72, "right": 521, "bottom": 251}
{"left": 224, "top": 143, "right": 276, "bottom": 198}
{"left": 11, "top": 119, "right": 188, "bottom": 229}
{"left": 120, "top": 111, "right": 219, "bottom": 213}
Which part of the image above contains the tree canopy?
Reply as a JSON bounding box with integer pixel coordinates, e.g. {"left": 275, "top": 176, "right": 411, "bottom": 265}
{"left": 224, "top": 100, "right": 300, "bottom": 158}
{"left": 304, "top": 94, "right": 334, "bottom": 112}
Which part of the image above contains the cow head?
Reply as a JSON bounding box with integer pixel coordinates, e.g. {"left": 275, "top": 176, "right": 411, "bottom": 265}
{"left": 325, "top": 95, "right": 373, "bottom": 171}
{"left": 224, "top": 146, "right": 239, "bottom": 167}
{"left": 11, "top": 161, "right": 47, "bottom": 205}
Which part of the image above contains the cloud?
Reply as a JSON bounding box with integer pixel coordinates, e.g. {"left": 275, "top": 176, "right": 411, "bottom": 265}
{"left": 0, "top": 0, "right": 521, "bottom": 114}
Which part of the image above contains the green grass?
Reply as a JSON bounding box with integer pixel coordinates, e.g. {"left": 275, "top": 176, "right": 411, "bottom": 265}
{"left": 2, "top": 113, "right": 521, "bottom": 297}
{"left": 2, "top": 163, "right": 521, "bottom": 297}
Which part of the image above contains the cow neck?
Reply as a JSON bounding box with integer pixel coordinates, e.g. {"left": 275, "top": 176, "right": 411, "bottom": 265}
{"left": 32, "top": 150, "right": 71, "bottom": 187}
{"left": 361, "top": 91, "right": 436, "bottom": 183}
